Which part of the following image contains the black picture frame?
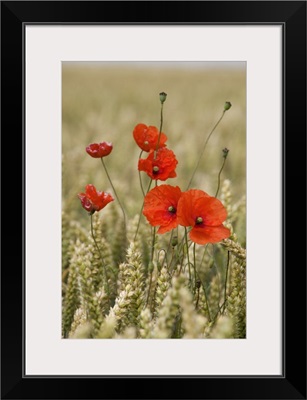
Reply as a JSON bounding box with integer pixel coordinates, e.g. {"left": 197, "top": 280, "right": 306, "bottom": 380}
{"left": 1, "top": 1, "right": 306, "bottom": 399}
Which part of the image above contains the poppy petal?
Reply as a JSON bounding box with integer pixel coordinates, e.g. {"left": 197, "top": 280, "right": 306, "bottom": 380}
{"left": 177, "top": 190, "right": 199, "bottom": 226}
{"left": 143, "top": 185, "right": 181, "bottom": 232}
{"left": 157, "top": 218, "right": 178, "bottom": 234}
{"left": 194, "top": 196, "right": 228, "bottom": 226}
{"left": 86, "top": 142, "right": 113, "bottom": 158}
{"left": 133, "top": 123, "right": 167, "bottom": 152}
{"left": 189, "top": 225, "right": 230, "bottom": 245}
{"left": 138, "top": 148, "right": 178, "bottom": 181}
{"left": 78, "top": 185, "right": 114, "bottom": 213}
{"left": 85, "top": 184, "right": 98, "bottom": 199}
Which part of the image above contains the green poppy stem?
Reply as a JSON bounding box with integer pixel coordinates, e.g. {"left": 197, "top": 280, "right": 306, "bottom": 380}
{"left": 202, "top": 281, "right": 212, "bottom": 323}
{"left": 193, "top": 243, "right": 197, "bottom": 294}
{"left": 154, "top": 98, "right": 164, "bottom": 159}
{"left": 101, "top": 158, "right": 126, "bottom": 232}
{"left": 138, "top": 150, "right": 146, "bottom": 197}
{"left": 215, "top": 148, "right": 229, "bottom": 198}
{"left": 133, "top": 178, "right": 152, "bottom": 242}
{"left": 186, "top": 110, "right": 226, "bottom": 190}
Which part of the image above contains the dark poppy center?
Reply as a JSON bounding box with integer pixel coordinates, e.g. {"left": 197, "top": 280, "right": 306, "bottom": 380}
{"left": 168, "top": 206, "right": 176, "bottom": 214}
{"left": 196, "top": 216, "right": 203, "bottom": 225}
{"left": 152, "top": 166, "right": 160, "bottom": 174}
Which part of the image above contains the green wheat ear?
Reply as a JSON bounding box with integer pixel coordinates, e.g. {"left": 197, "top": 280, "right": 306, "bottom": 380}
{"left": 68, "top": 307, "right": 87, "bottom": 337}
{"left": 179, "top": 285, "right": 207, "bottom": 338}
{"left": 209, "top": 315, "right": 233, "bottom": 338}
{"left": 70, "top": 321, "right": 93, "bottom": 339}
{"left": 106, "top": 242, "right": 145, "bottom": 334}
{"left": 127, "top": 213, "right": 151, "bottom": 274}
{"left": 221, "top": 179, "right": 233, "bottom": 220}
{"left": 152, "top": 275, "right": 185, "bottom": 338}
{"left": 62, "top": 239, "right": 83, "bottom": 338}
{"left": 125, "top": 243, "right": 146, "bottom": 328}
{"left": 208, "top": 274, "right": 221, "bottom": 318}
{"left": 96, "top": 312, "right": 117, "bottom": 338}
{"left": 221, "top": 238, "right": 246, "bottom": 262}
{"left": 227, "top": 260, "right": 246, "bottom": 338}
{"left": 111, "top": 218, "right": 128, "bottom": 266}
{"left": 62, "top": 210, "right": 88, "bottom": 277}
{"left": 139, "top": 308, "right": 154, "bottom": 338}
{"left": 154, "top": 266, "right": 172, "bottom": 317}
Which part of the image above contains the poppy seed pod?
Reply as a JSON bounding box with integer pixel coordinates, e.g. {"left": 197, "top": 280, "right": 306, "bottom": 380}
{"left": 159, "top": 92, "right": 167, "bottom": 104}
{"left": 224, "top": 101, "right": 232, "bottom": 111}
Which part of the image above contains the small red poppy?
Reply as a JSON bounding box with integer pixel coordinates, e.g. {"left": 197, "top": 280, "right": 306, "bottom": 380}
{"left": 133, "top": 123, "right": 167, "bottom": 152}
{"left": 138, "top": 147, "right": 178, "bottom": 181}
{"left": 86, "top": 142, "right": 113, "bottom": 158}
{"left": 143, "top": 185, "right": 182, "bottom": 234}
{"left": 78, "top": 184, "right": 114, "bottom": 214}
{"left": 177, "top": 189, "right": 230, "bottom": 245}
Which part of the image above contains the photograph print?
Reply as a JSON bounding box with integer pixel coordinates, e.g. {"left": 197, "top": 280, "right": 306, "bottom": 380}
{"left": 61, "top": 61, "right": 246, "bottom": 339}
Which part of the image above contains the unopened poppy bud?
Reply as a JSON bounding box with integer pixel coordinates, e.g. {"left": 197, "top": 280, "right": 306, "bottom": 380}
{"left": 159, "top": 92, "right": 167, "bottom": 104}
{"left": 224, "top": 101, "right": 232, "bottom": 111}
{"left": 171, "top": 235, "right": 178, "bottom": 247}
{"left": 222, "top": 148, "right": 229, "bottom": 158}
{"left": 196, "top": 280, "right": 201, "bottom": 289}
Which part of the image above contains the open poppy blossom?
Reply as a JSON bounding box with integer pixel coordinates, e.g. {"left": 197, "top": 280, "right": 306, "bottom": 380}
{"left": 78, "top": 184, "right": 114, "bottom": 214}
{"left": 86, "top": 142, "right": 113, "bottom": 158}
{"left": 143, "top": 185, "right": 182, "bottom": 234}
{"left": 138, "top": 147, "right": 178, "bottom": 181}
{"left": 133, "top": 123, "right": 167, "bottom": 152}
{"left": 177, "top": 189, "right": 230, "bottom": 245}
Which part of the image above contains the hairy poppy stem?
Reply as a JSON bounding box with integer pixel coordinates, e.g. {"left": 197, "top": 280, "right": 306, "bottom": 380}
{"left": 90, "top": 214, "right": 111, "bottom": 307}
{"left": 195, "top": 281, "right": 201, "bottom": 310}
{"left": 199, "top": 244, "right": 209, "bottom": 271}
{"left": 202, "top": 281, "right": 212, "bottom": 323}
{"left": 133, "top": 179, "right": 152, "bottom": 242}
{"left": 215, "top": 148, "right": 229, "bottom": 198}
{"left": 101, "top": 158, "right": 126, "bottom": 232}
{"left": 186, "top": 109, "right": 226, "bottom": 190}
{"left": 157, "top": 103, "right": 164, "bottom": 147}
{"left": 193, "top": 243, "right": 197, "bottom": 294}
{"left": 138, "top": 150, "right": 146, "bottom": 197}
{"left": 154, "top": 99, "right": 164, "bottom": 159}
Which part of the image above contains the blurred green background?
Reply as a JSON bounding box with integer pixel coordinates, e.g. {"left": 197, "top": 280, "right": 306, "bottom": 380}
{"left": 62, "top": 62, "right": 246, "bottom": 224}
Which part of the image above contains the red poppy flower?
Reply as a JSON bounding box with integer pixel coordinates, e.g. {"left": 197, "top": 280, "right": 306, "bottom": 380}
{"left": 138, "top": 148, "right": 178, "bottom": 181}
{"left": 143, "top": 185, "right": 182, "bottom": 234}
{"left": 133, "top": 123, "right": 167, "bottom": 152}
{"left": 177, "top": 189, "right": 230, "bottom": 245}
{"left": 78, "top": 184, "right": 114, "bottom": 214}
{"left": 86, "top": 142, "right": 113, "bottom": 158}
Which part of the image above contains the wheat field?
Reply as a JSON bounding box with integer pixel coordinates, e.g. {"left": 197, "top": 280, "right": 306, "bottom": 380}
{"left": 62, "top": 63, "right": 246, "bottom": 339}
